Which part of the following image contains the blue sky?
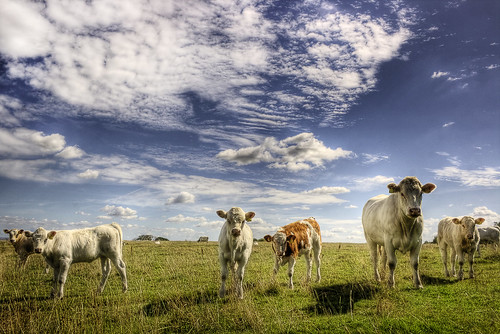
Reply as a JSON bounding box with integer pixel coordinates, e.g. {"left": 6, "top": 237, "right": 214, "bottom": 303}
{"left": 0, "top": 0, "right": 499, "bottom": 242}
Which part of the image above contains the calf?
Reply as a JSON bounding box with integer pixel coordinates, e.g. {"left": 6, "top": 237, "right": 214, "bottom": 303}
{"left": 25, "top": 223, "right": 128, "bottom": 299}
{"left": 476, "top": 227, "right": 500, "bottom": 257}
{"left": 438, "top": 216, "right": 484, "bottom": 280}
{"left": 4, "top": 229, "right": 35, "bottom": 268}
{"left": 264, "top": 218, "right": 321, "bottom": 289}
{"left": 217, "top": 207, "right": 255, "bottom": 299}
{"left": 362, "top": 176, "right": 436, "bottom": 288}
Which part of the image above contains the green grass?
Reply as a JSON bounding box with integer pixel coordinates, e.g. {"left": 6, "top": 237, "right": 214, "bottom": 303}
{"left": 1, "top": 240, "right": 499, "bottom": 333}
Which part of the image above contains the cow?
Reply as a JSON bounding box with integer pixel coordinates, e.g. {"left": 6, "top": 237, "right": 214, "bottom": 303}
{"left": 437, "top": 216, "right": 484, "bottom": 280}
{"left": 476, "top": 227, "right": 500, "bottom": 257}
{"left": 25, "top": 223, "right": 128, "bottom": 299}
{"left": 4, "top": 229, "right": 35, "bottom": 268}
{"left": 216, "top": 207, "right": 255, "bottom": 299}
{"left": 361, "top": 176, "right": 436, "bottom": 289}
{"left": 264, "top": 218, "right": 321, "bottom": 289}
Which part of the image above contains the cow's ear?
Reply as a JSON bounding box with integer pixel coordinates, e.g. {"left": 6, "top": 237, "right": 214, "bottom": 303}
{"left": 387, "top": 183, "right": 400, "bottom": 193}
{"left": 245, "top": 212, "right": 255, "bottom": 222}
{"left": 3, "top": 229, "right": 9, "bottom": 234}
{"left": 216, "top": 210, "right": 227, "bottom": 219}
{"left": 264, "top": 235, "right": 273, "bottom": 242}
{"left": 286, "top": 232, "right": 296, "bottom": 242}
{"left": 475, "top": 218, "right": 485, "bottom": 225}
{"left": 18, "top": 229, "right": 24, "bottom": 234}
{"left": 451, "top": 218, "right": 461, "bottom": 225}
{"left": 24, "top": 231, "right": 32, "bottom": 237}
{"left": 48, "top": 231, "right": 57, "bottom": 239}
{"left": 421, "top": 183, "right": 436, "bottom": 194}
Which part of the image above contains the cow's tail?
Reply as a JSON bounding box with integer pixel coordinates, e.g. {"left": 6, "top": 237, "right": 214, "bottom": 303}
{"left": 111, "top": 222, "right": 123, "bottom": 255}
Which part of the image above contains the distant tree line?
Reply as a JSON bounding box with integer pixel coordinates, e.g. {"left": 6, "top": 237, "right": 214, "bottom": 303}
{"left": 135, "top": 235, "right": 169, "bottom": 241}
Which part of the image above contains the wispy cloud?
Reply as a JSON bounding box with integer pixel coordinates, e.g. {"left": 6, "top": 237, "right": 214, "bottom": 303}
{"left": 362, "top": 153, "right": 389, "bottom": 165}
{"left": 432, "top": 166, "right": 500, "bottom": 187}
{"left": 431, "top": 71, "right": 449, "bottom": 79}
{"left": 352, "top": 175, "right": 395, "bottom": 192}
{"left": 442, "top": 122, "right": 455, "bottom": 127}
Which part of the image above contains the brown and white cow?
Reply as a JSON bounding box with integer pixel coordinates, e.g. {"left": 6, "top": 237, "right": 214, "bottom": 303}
{"left": 362, "top": 176, "right": 436, "bottom": 288}
{"left": 217, "top": 207, "right": 255, "bottom": 299}
{"left": 264, "top": 218, "right": 321, "bottom": 289}
{"left": 4, "top": 229, "right": 35, "bottom": 268}
{"left": 438, "top": 216, "right": 484, "bottom": 280}
{"left": 25, "top": 223, "right": 127, "bottom": 299}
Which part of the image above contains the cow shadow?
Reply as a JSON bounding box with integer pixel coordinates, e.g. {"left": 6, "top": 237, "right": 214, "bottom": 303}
{"left": 142, "top": 290, "right": 220, "bottom": 316}
{"left": 420, "top": 274, "right": 458, "bottom": 286}
{"left": 306, "top": 282, "right": 379, "bottom": 315}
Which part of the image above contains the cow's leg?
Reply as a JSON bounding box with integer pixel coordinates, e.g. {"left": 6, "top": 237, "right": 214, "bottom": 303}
{"left": 313, "top": 243, "right": 321, "bottom": 283}
{"left": 384, "top": 243, "right": 397, "bottom": 288}
{"left": 219, "top": 255, "right": 228, "bottom": 298}
{"left": 98, "top": 257, "right": 112, "bottom": 293}
{"left": 439, "top": 244, "right": 450, "bottom": 277}
{"left": 380, "top": 245, "right": 387, "bottom": 279}
{"left": 410, "top": 243, "right": 423, "bottom": 289}
{"left": 305, "top": 250, "right": 312, "bottom": 283}
{"left": 19, "top": 254, "right": 29, "bottom": 269}
{"left": 367, "top": 240, "right": 380, "bottom": 282}
{"left": 51, "top": 266, "right": 60, "bottom": 298}
{"left": 468, "top": 251, "right": 475, "bottom": 279}
{"left": 235, "top": 259, "right": 247, "bottom": 299}
{"left": 476, "top": 243, "right": 481, "bottom": 257}
{"left": 456, "top": 249, "right": 465, "bottom": 280}
{"left": 109, "top": 254, "right": 128, "bottom": 292}
{"left": 56, "top": 258, "right": 71, "bottom": 299}
{"left": 287, "top": 257, "right": 296, "bottom": 289}
{"left": 450, "top": 248, "right": 457, "bottom": 277}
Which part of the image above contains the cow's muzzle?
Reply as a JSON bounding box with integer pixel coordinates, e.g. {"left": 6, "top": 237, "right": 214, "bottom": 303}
{"left": 34, "top": 248, "right": 42, "bottom": 254}
{"left": 408, "top": 208, "right": 421, "bottom": 217}
{"left": 231, "top": 228, "right": 241, "bottom": 237}
{"left": 467, "top": 234, "right": 474, "bottom": 240}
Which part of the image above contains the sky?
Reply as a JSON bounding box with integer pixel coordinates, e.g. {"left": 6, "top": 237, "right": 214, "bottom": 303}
{"left": 0, "top": 0, "right": 499, "bottom": 242}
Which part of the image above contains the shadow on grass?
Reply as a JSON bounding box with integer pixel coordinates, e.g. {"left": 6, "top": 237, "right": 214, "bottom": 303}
{"left": 420, "top": 274, "right": 458, "bottom": 286}
{"left": 143, "top": 290, "right": 220, "bottom": 316}
{"left": 307, "top": 282, "right": 379, "bottom": 315}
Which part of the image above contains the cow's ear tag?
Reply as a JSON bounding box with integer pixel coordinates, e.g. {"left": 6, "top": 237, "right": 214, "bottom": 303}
{"left": 48, "top": 231, "right": 57, "bottom": 239}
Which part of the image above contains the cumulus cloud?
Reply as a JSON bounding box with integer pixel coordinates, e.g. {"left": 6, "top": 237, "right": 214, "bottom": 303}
{"left": 0, "top": 127, "right": 66, "bottom": 157}
{"left": 78, "top": 169, "right": 100, "bottom": 180}
{"left": 469, "top": 206, "right": 500, "bottom": 224}
{"left": 56, "top": 146, "right": 85, "bottom": 159}
{"left": 431, "top": 166, "right": 500, "bottom": 187}
{"left": 100, "top": 205, "right": 138, "bottom": 219}
{"left": 166, "top": 192, "right": 196, "bottom": 205}
{"left": 217, "top": 132, "right": 354, "bottom": 172}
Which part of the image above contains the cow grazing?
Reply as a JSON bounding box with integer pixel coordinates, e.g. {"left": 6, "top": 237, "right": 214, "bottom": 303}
{"left": 264, "top": 218, "right": 322, "bottom": 289}
{"left": 4, "top": 229, "right": 36, "bottom": 268}
{"left": 217, "top": 207, "right": 255, "bottom": 299}
{"left": 438, "top": 216, "right": 484, "bottom": 280}
{"left": 25, "top": 223, "right": 128, "bottom": 299}
{"left": 362, "top": 176, "right": 436, "bottom": 288}
{"left": 476, "top": 227, "right": 500, "bottom": 257}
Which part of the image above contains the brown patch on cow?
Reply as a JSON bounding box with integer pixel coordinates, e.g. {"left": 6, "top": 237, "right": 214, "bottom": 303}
{"left": 282, "top": 218, "right": 321, "bottom": 258}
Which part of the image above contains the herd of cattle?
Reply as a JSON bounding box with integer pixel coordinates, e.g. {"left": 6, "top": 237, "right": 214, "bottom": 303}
{"left": 3, "top": 177, "right": 500, "bottom": 299}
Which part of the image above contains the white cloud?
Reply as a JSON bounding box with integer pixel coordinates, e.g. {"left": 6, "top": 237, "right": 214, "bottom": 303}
{"left": 432, "top": 166, "right": 500, "bottom": 187}
{"left": 303, "top": 186, "right": 350, "bottom": 195}
{"left": 352, "top": 175, "right": 394, "bottom": 192}
{"left": 166, "top": 192, "right": 196, "bottom": 205}
{"left": 217, "top": 132, "right": 354, "bottom": 172}
{"left": 442, "top": 122, "right": 455, "bottom": 127}
{"left": 362, "top": 153, "right": 389, "bottom": 165}
{"left": 469, "top": 206, "right": 500, "bottom": 224}
{"left": 165, "top": 214, "right": 205, "bottom": 224}
{"left": 100, "top": 205, "right": 138, "bottom": 219}
{"left": 0, "top": 127, "right": 66, "bottom": 157}
{"left": 56, "top": 146, "right": 85, "bottom": 159}
{"left": 250, "top": 188, "right": 347, "bottom": 205}
{"left": 431, "top": 71, "right": 449, "bottom": 78}
{"left": 78, "top": 169, "right": 100, "bottom": 180}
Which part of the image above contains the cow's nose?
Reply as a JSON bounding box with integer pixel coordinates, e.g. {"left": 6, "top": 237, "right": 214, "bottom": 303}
{"left": 409, "top": 208, "right": 421, "bottom": 217}
{"left": 35, "top": 248, "right": 42, "bottom": 254}
{"left": 231, "top": 228, "right": 241, "bottom": 237}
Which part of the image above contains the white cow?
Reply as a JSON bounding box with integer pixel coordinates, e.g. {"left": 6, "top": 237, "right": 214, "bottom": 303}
{"left": 476, "top": 226, "right": 500, "bottom": 257}
{"left": 25, "top": 223, "right": 128, "bottom": 299}
{"left": 438, "top": 216, "right": 484, "bottom": 280}
{"left": 217, "top": 207, "right": 255, "bottom": 299}
{"left": 362, "top": 176, "right": 436, "bottom": 288}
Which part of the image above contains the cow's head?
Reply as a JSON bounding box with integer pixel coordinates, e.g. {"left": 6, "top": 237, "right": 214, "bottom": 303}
{"left": 24, "top": 227, "right": 57, "bottom": 253}
{"left": 217, "top": 207, "right": 255, "bottom": 237}
{"left": 264, "top": 230, "right": 295, "bottom": 261}
{"left": 451, "top": 216, "right": 484, "bottom": 240}
{"left": 388, "top": 176, "right": 436, "bottom": 218}
{"left": 3, "top": 229, "right": 24, "bottom": 243}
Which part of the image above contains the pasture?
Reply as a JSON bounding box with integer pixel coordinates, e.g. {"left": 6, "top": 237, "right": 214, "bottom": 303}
{"left": 1, "top": 240, "right": 499, "bottom": 333}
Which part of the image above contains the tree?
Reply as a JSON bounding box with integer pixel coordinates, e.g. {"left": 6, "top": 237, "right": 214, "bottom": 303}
{"left": 136, "top": 235, "right": 154, "bottom": 241}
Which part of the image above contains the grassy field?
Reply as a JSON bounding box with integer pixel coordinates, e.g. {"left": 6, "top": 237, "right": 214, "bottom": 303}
{"left": 1, "top": 240, "right": 499, "bottom": 333}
